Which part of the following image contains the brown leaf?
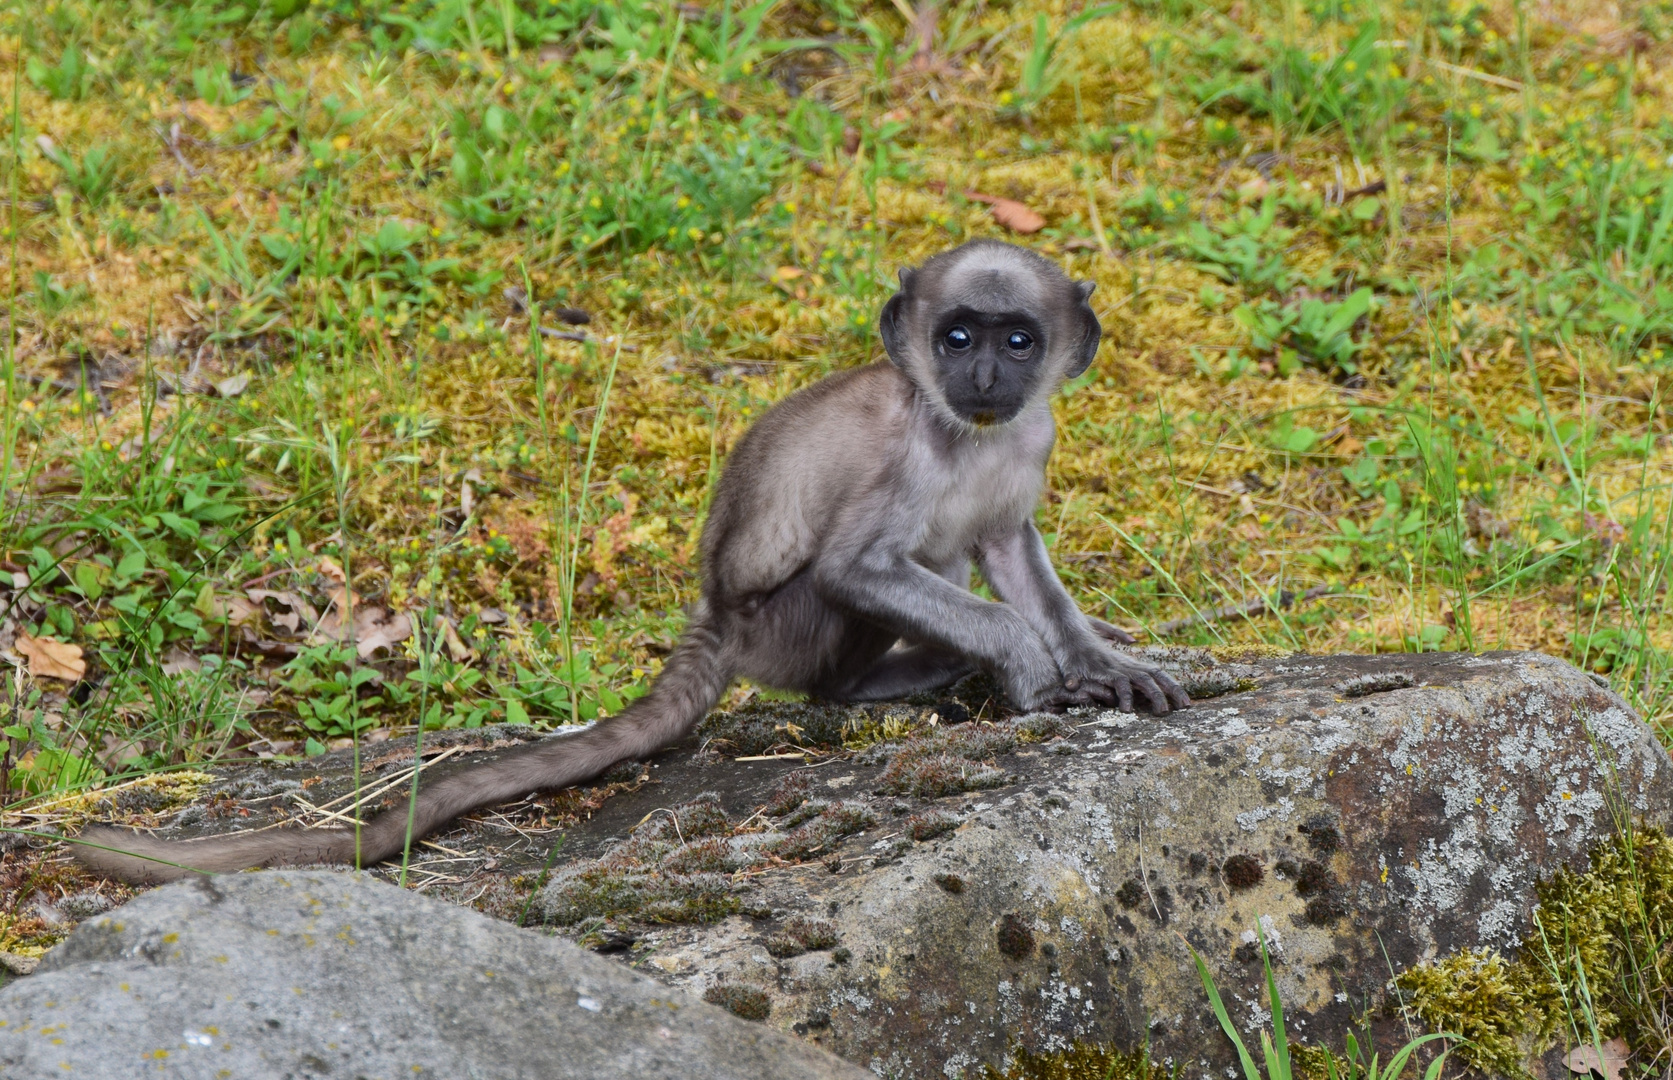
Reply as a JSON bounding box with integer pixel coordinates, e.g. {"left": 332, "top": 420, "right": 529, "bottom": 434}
{"left": 317, "top": 556, "right": 347, "bottom": 584}
{"left": 963, "top": 190, "right": 1045, "bottom": 234}
{"left": 17, "top": 634, "right": 86, "bottom": 681}
{"left": 1566, "top": 1039, "right": 1630, "bottom": 1080}
{"left": 352, "top": 608, "right": 412, "bottom": 661}
{"left": 439, "top": 616, "right": 475, "bottom": 662}
{"left": 245, "top": 590, "right": 318, "bottom": 636}
{"left": 226, "top": 595, "right": 261, "bottom": 628}
{"left": 160, "top": 647, "right": 201, "bottom": 676}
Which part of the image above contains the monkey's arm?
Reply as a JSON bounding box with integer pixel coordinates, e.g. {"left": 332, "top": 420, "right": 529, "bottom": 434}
{"left": 812, "top": 516, "right": 1067, "bottom": 709}
{"left": 977, "top": 522, "right": 1189, "bottom": 713}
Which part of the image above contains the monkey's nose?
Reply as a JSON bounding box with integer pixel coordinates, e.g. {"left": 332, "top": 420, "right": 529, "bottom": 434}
{"left": 971, "top": 359, "right": 998, "bottom": 393}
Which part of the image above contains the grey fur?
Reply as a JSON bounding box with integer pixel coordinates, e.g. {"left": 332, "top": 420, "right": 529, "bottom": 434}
{"left": 71, "top": 239, "right": 1188, "bottom": 885}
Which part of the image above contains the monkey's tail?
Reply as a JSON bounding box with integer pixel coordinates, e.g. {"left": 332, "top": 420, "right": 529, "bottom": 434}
{"left": 71, "top": 615, "right": 733, "bottom": 885}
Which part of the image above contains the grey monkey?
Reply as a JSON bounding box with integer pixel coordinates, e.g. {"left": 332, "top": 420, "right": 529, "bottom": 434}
{"left": 72, "top": 239, "right": 1189, "bottom": 885}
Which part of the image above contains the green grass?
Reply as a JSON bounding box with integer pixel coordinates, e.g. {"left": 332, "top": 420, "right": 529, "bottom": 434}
{"left": 1, "top": 0, "right": 1672, "bottom": 1057}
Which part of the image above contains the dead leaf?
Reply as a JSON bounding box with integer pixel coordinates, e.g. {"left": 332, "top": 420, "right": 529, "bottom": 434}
{"left": 439, "top": 616, "right": 475, "bottom": 662}
{"left": 1237, "top": 176, "right": 1271, "bottom": 202}
{"left": 317, "top": 556, "right": 346, "bottom": 584}
{"left": 1566, "top": 1039, "right": 1630, "bottom": 1080}
{"left": 352, "top": 608, "right": 412, "bottom": 660}
{"left": 245, "top": 590, "right": 318, "bottom": 636}
{"left": 160, "top": 647, "right": 201, "bottom": 676}
{"left": 963, "top": 190, "right": 1045, "bottom": 234}
{"left": 17, "top": 634, "right": 86, "bottom": 681}
{"left": 226, "top": 595, "right": 261, "bottom": 628}
{"left": 215, "top": 372, "right": 251, "bottom": 398}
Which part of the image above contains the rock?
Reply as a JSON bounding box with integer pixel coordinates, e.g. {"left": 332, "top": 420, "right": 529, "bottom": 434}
{"left": 0, "top": 953, "right": 38, "bottom": 977}
{"left": 43, "top": 650, "right": 1667, "bottom": 1078}
{"left": 0, "top": 870, "right": 871, "bottom": 1080}
{"left": 519, "top": 650, "right": 1667, "bottom": 1078}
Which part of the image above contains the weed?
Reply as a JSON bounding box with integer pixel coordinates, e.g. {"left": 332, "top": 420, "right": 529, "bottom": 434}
{"left": 1190, "top": 923, "right": 1455, "bottom": 1080}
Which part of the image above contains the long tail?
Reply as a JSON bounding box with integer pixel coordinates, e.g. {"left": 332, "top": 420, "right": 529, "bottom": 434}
{"left": 72, "top": 617, "right": 731, "bottom": 885}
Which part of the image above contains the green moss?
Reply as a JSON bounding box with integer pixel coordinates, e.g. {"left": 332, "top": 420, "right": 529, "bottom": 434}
{"left": 1395, "top": 826, "right": 1673, "bottom": 1076}
{"left": 876, "top": 715, "right": 1072, "bottom": 797}
{"left": 980, "top": 1040, "right": 1165, "bottom": 1080}
{"left": 703, "top": 983, "right": 772, "bottom": 1021}
{"left": 1395, "top": 948, "right": 1544, "bottom": 1076}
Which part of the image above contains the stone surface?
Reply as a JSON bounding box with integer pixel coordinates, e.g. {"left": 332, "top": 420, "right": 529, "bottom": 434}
{"left": 520, "top": 650, "right": 1666, "bottom": 1078}
{"left": 0, "top": 870, "right": 872, "bottom": 1080}
{"left": 28, "top": 649, "right": 1667, "bottom": 1079}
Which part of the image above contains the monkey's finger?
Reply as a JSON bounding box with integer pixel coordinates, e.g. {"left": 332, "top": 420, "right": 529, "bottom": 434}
{"left": 1090, "top": 618, "right": 1137, "bottom": 645}
{"left": 1112, "top": 676, "right": 1134, "bottom": 713}
{"left": 1081, "top": 680, "right": 1118, "bottom": 707}
{"left": 1155, "top": 671, "right": 1192, "bottom": 710}
{"left": 1131, "top": 673, "right": 1170, "bottom": 715}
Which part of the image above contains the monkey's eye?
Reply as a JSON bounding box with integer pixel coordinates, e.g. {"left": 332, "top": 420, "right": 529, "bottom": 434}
{"left": 1006, "top": 330, "right": 1034, "bottom": 352}
{"left": 944, "top": 326, "right": 973, "bottom": 351}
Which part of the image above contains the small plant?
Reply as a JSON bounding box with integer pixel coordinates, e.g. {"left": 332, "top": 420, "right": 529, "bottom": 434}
{"left": 1188, "top": 923, "right": 1455, "bottom": 1080}
{"left": 1233, "top": 288, "right": 1377, "bottom": 375}
{"left": 26, "top": 43, "right": 91, "bottom": 101}
{"left": 30, "top": 272, "right": 89, "bottom": 319}
{"left": 1007, "top": 7, "right": 1117, "bottom": 114}
{"left": 38, "top": 141, "right": 122, "bottom": 207}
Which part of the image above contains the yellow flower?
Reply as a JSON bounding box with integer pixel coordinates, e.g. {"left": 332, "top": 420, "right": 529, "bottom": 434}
{"left": 331, "top": 134, "right": 351, "bottom": 151}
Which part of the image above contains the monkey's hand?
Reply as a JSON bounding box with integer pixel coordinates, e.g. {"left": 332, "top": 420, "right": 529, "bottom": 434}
{"left": 1048, "top": 646, "right": 1190, "bottom": 715}
{"left": 1086, "top": 616, "right": 1137, "bottom": 646}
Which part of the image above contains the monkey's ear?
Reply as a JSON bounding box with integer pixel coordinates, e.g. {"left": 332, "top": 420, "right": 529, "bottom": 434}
{"left": 879, "top": 268, "right": 917, "bottom": 367}
{"left": 1068, "top": 280, "right": 1102, "bottom": 378}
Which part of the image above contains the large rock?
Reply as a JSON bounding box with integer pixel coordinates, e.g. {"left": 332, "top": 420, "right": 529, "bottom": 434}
{"left": 519, "top": 650, "right": 1668, "bottom": 1078}
{"left": 21, "top": 650, "right": 1665, "bottom": 1079}
{"left": 0, "top": 869, "right": 871, "bottom": 1080}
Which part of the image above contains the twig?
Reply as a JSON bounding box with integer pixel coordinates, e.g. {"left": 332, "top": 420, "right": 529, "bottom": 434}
{"left": 1137, "top": 820, "right": 1164, "bottom": 924}
{"left": 1172, "top": 477, "right": 1319, "bottom": 517}
{"left": 1430, "top": 58, "right": 1523, "bottom": 91}
{"left": 1155, "top": 585, "right": 1336, "bottom": 637}
{"left": 160, "top": 122, "right": 199, "bottom": 179}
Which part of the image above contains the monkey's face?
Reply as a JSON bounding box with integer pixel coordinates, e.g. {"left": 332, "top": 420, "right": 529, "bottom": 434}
{"left": 879, "top": 240, "right": 1103, "bottom": 432}
{"left": 930, "top": 309, "right": 1050, "bottom": 426}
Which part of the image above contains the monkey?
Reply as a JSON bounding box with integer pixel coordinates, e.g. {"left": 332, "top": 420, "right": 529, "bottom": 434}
{"left": 72, "top": 239, "right": 1189, "bottom": 885}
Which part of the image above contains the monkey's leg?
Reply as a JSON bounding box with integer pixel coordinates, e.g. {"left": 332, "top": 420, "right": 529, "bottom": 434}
{"left": 829, "top": 643, "right": 974, "bottom": 701}
{"left": 812, "top": 546, "right": 1065, "bottom": 709}
{"left": 978, "top": 523, "right": 1189, "bottom": 713}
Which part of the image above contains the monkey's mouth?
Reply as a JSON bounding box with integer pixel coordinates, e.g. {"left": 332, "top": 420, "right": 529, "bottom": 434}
{"left": 968, "top": 410, "right": 998, "bottom": 426}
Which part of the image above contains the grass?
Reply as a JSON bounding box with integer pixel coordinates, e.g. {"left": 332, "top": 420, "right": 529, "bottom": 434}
{"left": 0, "top": 0, "right": 1671, "bottom": 1063}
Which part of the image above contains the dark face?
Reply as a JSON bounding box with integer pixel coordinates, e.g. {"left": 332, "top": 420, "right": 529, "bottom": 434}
{"left": 931, "top": 308, "right": 1048, "bottom": 426}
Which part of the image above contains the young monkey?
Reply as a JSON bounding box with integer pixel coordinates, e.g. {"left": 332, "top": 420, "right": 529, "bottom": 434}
{"left": 74, "top": 239, "right": 1189, "bottom": 884}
